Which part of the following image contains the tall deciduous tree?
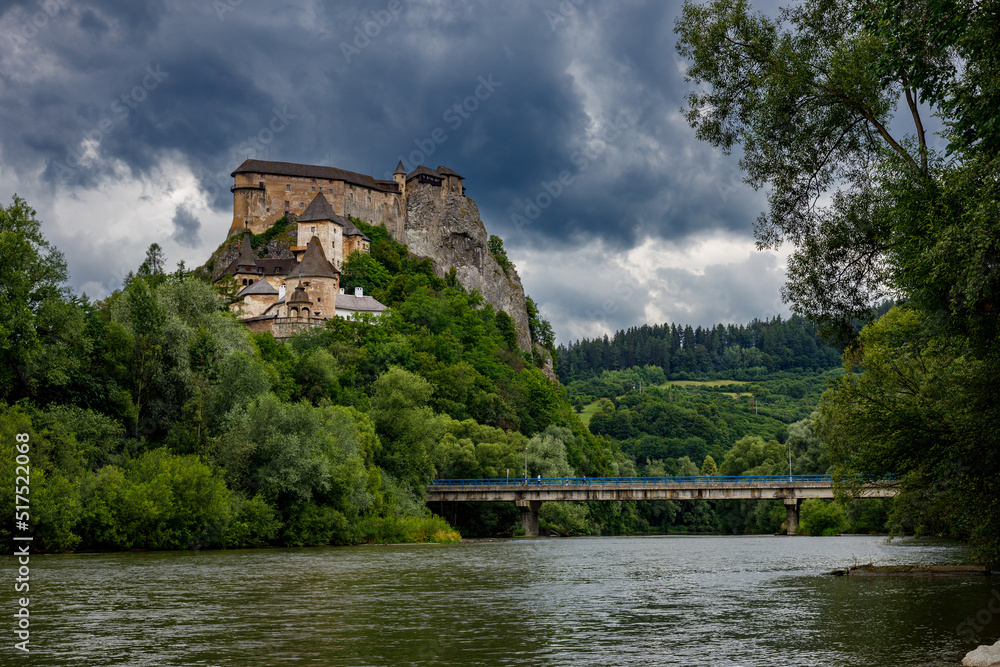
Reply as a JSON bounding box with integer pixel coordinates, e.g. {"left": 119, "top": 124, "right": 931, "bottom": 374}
{"left": 677, "top": 0, "right": 1000, "bottom": 563}
{"left": 0, "top": 196, "right": 72, "bottom": 400}
{"left": 675, "top": 0, "right": 999, "bottom": 342}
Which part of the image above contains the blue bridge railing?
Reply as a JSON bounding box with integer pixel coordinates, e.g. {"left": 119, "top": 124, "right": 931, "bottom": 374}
{"left": 429, "top": 474, "right": 835, "bottom": 487}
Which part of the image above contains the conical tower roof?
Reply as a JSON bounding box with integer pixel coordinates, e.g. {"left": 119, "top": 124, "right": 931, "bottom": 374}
{"left": 393, "top": 160, "right": 407, "bottom": 175}
{"left": 297, "top": 193, "right": 338, "bottom": 223}
{"left": 236, "top": 229, "right": 257, "bottom": 272}
{"left": 286, "top": 236, "right": 340, "bottom": 279}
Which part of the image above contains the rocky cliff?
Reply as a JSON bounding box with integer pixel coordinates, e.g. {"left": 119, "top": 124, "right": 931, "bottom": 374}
{"left": 405, "top": 186, "right": 532, "bottom": 351}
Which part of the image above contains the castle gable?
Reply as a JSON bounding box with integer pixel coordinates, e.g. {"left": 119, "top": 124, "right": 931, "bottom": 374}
{"left": 237, "top": 278, "right": 278, "bottom": 297}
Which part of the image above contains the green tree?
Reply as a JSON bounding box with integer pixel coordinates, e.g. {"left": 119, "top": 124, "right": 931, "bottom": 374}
{"left": 719, "top": 436, "right": 786, "bottom": 476}
{"left": 786, "top": 412, "right": 828, "bottom": 475}
{"left": 700, "top": 455, "right": 718, "bottom": 476}
{"left": 341, "top": 250, "right": 391, "bottom": 295}
{"left": 525, "top": 296, "right": 555, "bottom": 350}
{"left": 819, "top": 307, "right": 1000, "bottom": 558}
{"left": 525, "top": 426, "right": 575, "bottom": 478}
{"left": 0, "top": 196, "right": 73, "bottom": 401}
{"left": 111, "top": 277, "right": 165, "bottom": 435}
{"left": 799, "top": 498, "right": 849, "bottom": 536}
{"left": 214, "top": 393, "right": 372, "bottom": 545}
{"left": 488, "top": 234, "right": 512, "bottom": 273}
{"left": 138, "top": 242, "right": 167, "bottom": 276}
{"left": 675, "top": 0, "right": 999, "bottom": 341}
{"left": 369, "top": 367, "right": 447, "bottom": 494}
{"left": 678, "top": 0, "right": 1000, "bottom": 564}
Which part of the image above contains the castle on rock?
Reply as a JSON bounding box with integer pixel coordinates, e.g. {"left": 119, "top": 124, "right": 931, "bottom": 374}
{"left": 216, "top": 158, "right": 468, "bottom": 338}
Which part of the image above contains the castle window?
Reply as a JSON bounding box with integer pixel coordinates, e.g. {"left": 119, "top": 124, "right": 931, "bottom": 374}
{"left": 366, "top": 195, "right": 371, "bottom": 203}
{"left": 317, "top": 297, "right": 321, "bottom": 302}
{"left": 284, "top": 200, "right": 289, "bottom": 208}
{"left": 259, "top": 181, "right": 264, "bottom": 188}
{"left": 286, "top": 185, "right": 290, "bottom": 192}
{"left": 328, "top": 188, "right": 332, "bottom": 194}
{"left": 242, "top": 279, "right": 247, "bottom": 285}
{"left": 311, "top": 187, "right": 315, "bottom": 191}
{"left": 248, "top": 279, "right": 254, "bottom": 285}
{"left": 258, "top": 268, "right": 264, "bottom": 274}
{"left": 311, "top": 226, "right": 316, "bottom": 233}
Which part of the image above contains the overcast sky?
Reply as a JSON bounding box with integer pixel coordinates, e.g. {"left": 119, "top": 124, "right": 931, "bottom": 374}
{"left": 0, "top": 0, "right": 798, "bottom": 345}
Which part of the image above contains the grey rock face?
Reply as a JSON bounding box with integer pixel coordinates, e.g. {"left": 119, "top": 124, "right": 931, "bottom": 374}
{"left": 405, "top": 185, "right": 532, "bottom": 350}
{"left": 965, "top": 640, "right": 1000, "bottom": 667}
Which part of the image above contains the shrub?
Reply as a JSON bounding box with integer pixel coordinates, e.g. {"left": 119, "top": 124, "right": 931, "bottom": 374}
{"left": 799, "top": 498, "right": 849, "bottom": 536}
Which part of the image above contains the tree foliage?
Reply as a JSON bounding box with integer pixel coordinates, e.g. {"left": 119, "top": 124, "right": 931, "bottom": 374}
{"left": 676, "top": 0, "right": 1000, "bottom": 343}
{"left": 0, "top": 203, "right": 610, "bottom": 548}
{"left": 678, "top": 0, "right": 1000, "bottom": 564}
{"left": 0, "top": 195, "right": 73, "bottom": 402}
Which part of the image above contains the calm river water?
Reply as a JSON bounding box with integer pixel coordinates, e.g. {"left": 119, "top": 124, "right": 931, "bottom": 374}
{"left": 6, "top": 535, "right": 997, "bottom": 666}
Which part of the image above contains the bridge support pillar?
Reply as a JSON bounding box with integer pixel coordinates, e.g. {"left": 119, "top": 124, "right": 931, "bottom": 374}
{"left": 783, "top": 499, "right": 801, "bottom": 535}
{"left": 515, "top": 500, "right": 542, "bottom": 537}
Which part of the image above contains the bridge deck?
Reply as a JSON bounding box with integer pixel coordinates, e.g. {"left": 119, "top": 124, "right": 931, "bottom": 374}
{"left": 426, "top": 475, "right": 896, "bottom": 503}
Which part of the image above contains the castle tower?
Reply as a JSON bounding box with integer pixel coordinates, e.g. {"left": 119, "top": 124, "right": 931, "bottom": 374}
{"left": 296, "top": 193, "right": 344, "bottom": 266}
{"left": 233, "top": 230, "right": 261, "bottom": 287}
{"left": 286, "top": 279, "right": 313, "bottom": 320}
{"left": 341, "top": 218, "right": 371, "bottom": 260}
{"left": 393, "top": 160, "right": 407, "bottom": 196}
{"left": 436, "top": 166, "right": 465, "bottom": 196}
{"left": 296, "top": 192, "right": 370, "bottom": 269}
{"left": 235, "top": 276, "right": 278, "bottom": 318}
{"left": 285, "top": 235, "right": 341, "bottom": 318}
{"left": 230, "top": 181, "right": 267, "bottom": 236}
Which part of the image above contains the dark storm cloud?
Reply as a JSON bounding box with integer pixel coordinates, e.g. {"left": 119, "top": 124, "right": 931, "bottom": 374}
{"left": 1, "top": 0, "right": 756, "bottom": 243}
{"left": 0, "top": 0, "right": 788, "bottom": 340}
{"left": 171, "top": 203, "right": 200, "bottom": 248}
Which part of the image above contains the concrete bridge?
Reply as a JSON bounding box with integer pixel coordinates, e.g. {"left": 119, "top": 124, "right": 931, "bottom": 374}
{"left": 426, "top": 475, "right": 897, "bottom": 536}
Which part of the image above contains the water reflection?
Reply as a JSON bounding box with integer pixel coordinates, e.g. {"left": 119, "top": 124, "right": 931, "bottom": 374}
{"left": 4, "top": 535, "right": 995, "bottom": 666}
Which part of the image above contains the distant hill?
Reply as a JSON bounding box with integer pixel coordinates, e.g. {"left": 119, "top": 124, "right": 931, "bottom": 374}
{"left": 557, "top": 315, "right": 844, "bottom": 383}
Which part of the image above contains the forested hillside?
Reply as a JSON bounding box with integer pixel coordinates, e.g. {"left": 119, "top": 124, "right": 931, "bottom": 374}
{"left": 0, "top": 198, "right": 627, "bottom": 551}
{"left": 557, "top": 316, "right": 844, "bottom": 383}
{"left": 554, "top": 359, "right": 883, "bottom": 536}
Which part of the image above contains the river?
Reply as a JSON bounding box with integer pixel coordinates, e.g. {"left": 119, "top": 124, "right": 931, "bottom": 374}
{"left": 6, "top": 535, "right": 996, "bottom": 666}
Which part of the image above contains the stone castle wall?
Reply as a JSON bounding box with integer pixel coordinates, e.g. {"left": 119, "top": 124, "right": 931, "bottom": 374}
{"left": 227, "top": 166, "right": 534, "bottom": 351}
{"left": 230, "top": 172, "right": 405, "bottom": 238}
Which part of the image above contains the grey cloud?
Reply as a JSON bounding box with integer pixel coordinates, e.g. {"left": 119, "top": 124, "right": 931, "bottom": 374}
{"left": 0, "top": 0, "right": 792, "bottom": 343}
{"left": 519, "top": 242, "right": 789, "bottom": 345}
{"left": 171, "top": 203, "right": 200, "bottom": 248}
